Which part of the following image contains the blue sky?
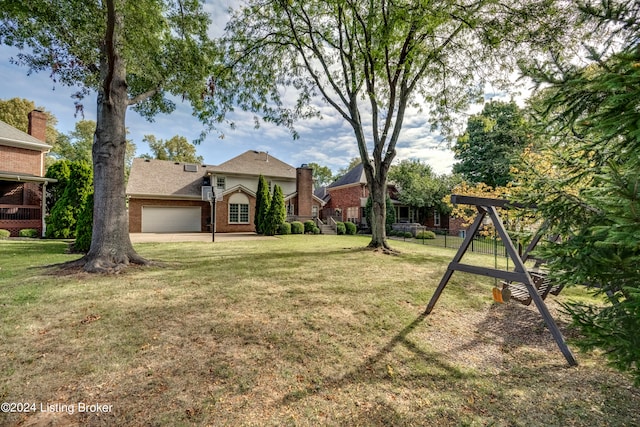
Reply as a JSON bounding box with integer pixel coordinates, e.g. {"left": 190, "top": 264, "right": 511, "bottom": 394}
{"left": 0, "top": 2, "right": 499, "bottom": 176}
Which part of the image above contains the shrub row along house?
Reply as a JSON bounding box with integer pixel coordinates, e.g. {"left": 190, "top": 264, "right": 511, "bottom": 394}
{"left": 126, "top": 150, "right": 326, "bottom": 233}
{"left": 0, "top": 111, "right": 56, "bottom": 237}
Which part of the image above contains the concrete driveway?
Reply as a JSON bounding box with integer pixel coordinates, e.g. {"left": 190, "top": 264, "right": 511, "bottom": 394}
{"left": 129, "top": 232, "right": 278, "bottom": 243}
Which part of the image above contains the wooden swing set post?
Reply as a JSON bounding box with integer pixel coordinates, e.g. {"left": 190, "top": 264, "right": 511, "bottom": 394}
{"left": 425, "top": 195, "right": 578, "bottom": 367}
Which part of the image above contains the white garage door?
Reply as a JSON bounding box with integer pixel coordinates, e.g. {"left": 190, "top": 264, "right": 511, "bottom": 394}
{"left": 142, "top": 206, "right": 201, "bottom": 233}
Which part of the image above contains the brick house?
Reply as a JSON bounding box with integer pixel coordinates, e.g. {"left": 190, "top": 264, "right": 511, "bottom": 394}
{"left": 318, "top": 162, "right": 462, "bottom": 235}
{"left": 318, "top": 163, "right": 409, "bottom": 227}
{"left": 0, "top": 111, "right": 56, "bottom": 237}
{"left": 126, "top": 150, "right": 325, "bottom": 233}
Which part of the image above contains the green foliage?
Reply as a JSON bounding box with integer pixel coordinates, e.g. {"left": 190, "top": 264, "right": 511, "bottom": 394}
{"left": 264, "top": 185, "right": 286, "bottom": 236}
{"left": 0, "top": 229, "right": 10, "bottom": 239}
{"left": 403, "top": 231, "right": 413, "bottom": 238}
{"left": 46, "top": 161, "right": 93, "bottom": 239}
{"left": 453, "top": 101, "right": 531, "bottom": 187}
{"left": 44, "top": 160, "right": 71, "bottom": 212}
{"left": 290, "top": 221, "right": 304, "bottom": 235}
{"left": 254, "top": 175, "right": 270, "bottom": 234}
{"left": 336, "top": 222, "right": 346, "bottom": 235}
{"left": 517, "top": 1, "right": 640, "bottom": 384}
{"left": 18, "top": 229, "right": 39, "bottom": 238}
{"left": 312, "top": 226, "right": 320, "bottom": 235}
{"left": 278, "top": 222, "right": 291, "bottom": 235}
{"left": 141, "top": 134, "right": 203, "bottom": 164}
{"left": 303, "top": 220, "right": 316, "bottom": 233}
{"left": 74, "top": 193, "right": 93, "bottom": 253}
{"left": 389, "top": 159, "right": 458, "bottom": 217}
{"left": 345, "top": 222, "right": 357, "bottom": 235}
{"left": 416, "top": 231, "right": 436, "bottom": 240}
{"left": 307, "top": 163, "right": 333, "bottom": 188}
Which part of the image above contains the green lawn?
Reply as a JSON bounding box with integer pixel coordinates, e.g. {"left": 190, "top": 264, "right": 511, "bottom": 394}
{"left": 1, "top": 236, "right": 638, "bottom": 426}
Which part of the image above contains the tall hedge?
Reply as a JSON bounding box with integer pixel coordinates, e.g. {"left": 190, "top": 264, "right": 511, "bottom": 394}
{"left": 74, "top": 193, "right": 93, "bottom": 252}
{"left": 265, "top": 184, "right": 286, "bottom": 236}
{"left": 46, "top": 161, "right": 93, "bottom": 238}
{"left": 254, "top": 175, "right": 270, "bottom": 234}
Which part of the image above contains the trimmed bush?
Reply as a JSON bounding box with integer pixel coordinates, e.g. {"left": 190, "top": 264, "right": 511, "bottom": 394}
{"left": 403, "top": 231, "right": 413, "bottom": 238}
{"left": 312, "top": 226, "right": 320, "bottom": 235}
{"left": 291, "top": 221, "right": 304, "bottom": 234}
{"left": 0, "top": 229, "right": 10, "bottom": 239}
{"left": 345, "top": 221, "right": 357, "bottom": 235}
{"left": 336, "top": 221, "right": 346, "bottom": 235}
{"left": 416, "top": 230, "right": 436, "bottom": 240}
{"left": 304, "top": 220, "right": 315, "bottom": 233}
{"left": 278, "top": 222, "right": 291, "bottom": 235}
{"left": 19, "top": 229, "right": 39, "bottom": 238}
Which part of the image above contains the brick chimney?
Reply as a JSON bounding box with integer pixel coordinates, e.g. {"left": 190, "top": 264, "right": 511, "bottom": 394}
{"left": 28, "top": 110, "right": 47, "bottom": 142}
{"left": 296, "top": 164, "right": 313, "bottom": 218}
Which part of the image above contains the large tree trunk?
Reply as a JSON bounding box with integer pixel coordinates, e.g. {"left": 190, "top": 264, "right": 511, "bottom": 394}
{"left": 80, "top": 0, "right": 147, "bottom": 272}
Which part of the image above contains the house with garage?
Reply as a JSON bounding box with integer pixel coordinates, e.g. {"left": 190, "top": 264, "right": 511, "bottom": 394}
{"left": 126, "top": 150, "right": 325, "bottom": 233}
{"left": 0, "top": 110, "right": 56, "bottom": 237}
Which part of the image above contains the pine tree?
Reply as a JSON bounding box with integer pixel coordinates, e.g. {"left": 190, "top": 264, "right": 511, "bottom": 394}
{"left": 265, "top": 185, "right": 286, "bottom": 236}
{"left": 254, "top": 175, "right": 270, "bottom": 234}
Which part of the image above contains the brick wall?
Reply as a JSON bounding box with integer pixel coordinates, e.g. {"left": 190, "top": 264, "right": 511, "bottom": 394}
{"left": 0, "top": 146, "right": 42, "bottom": 176}
{"left": 214, "top": 192, "right": 257, "bottom": 233}
{"left": 295, "top": 166, "right": 313, "bottom": 217}
{"left": 28, "top": 110, "right": 47, "bottom": 143}
{"left": 326, "top": 184, "right": 368, "bottom": 222}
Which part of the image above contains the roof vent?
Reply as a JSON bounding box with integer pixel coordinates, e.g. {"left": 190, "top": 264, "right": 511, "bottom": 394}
{"left": 184, "top": 164, "right": 198, "bottom": 172}
{"left": 144, "top": 159, "right": 151, "bottom": 162}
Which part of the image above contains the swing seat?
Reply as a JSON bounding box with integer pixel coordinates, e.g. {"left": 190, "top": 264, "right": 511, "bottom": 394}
{"left": 500, "top": 269, "right": 564, "bottom": 306}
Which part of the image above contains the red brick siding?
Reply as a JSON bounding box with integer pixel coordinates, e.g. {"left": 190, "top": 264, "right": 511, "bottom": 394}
{"left": 0, "top": 146, "right": 43, "bottom": 176}
{"left": 214, "top": 191, "right": 257, "bottom": 233}
{"left": 28, "top": 110, "right": 47, "bottom": 143}
{"left": 295, "top": 166, "right": 313, "bottom": 217}
{"left": 326, "top": 184, "right": 368, "bottom": 222}
{"left": 128, "top": 198, "right": 210, "bottom": 232}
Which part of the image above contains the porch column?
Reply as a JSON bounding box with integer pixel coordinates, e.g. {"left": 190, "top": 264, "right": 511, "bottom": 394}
{"left": 41, "top": 181, "right": 48, "bottom": 237}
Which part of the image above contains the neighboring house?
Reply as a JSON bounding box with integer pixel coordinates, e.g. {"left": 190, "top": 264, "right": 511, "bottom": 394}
{"left": 318, "top": 162, "right": 463, "bottom": 235}
{"left": 318, "top": 163, "right": 409, "bottom": 227}
{"left": 0, "top": 110, "right": 55, "bottom": 237}
{"left": 126, "top": 150, "right": 325, "bottom": 233}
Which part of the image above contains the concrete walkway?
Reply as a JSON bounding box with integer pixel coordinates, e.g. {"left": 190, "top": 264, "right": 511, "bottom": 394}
{"left": 129, "top": 232, "right": 278, "bottom": 243}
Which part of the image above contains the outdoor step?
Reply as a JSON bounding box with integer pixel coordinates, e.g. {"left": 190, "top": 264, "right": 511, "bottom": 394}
{"left": 320, "top": 225, "right": 336, "bottom": 235}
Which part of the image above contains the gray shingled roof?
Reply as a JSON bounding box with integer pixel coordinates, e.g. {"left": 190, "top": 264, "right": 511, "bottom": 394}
{"left": 126, "top": 158, "right": 207, "bottom": 199}
{"left": 0, "top": 119, "right": 52, "bottom": 151}
{"left": 327, "top": 163, "right": 365, "bottom": 188}
{"left": 210, "top": 150, "right": 296, "bottom": 178}
{"left": 126, "top": 151, "right": 297, "bottom": 199}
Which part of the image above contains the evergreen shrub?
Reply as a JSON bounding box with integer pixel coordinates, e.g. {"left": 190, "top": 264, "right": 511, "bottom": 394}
{"left": 336, "top": 222, "right": 346, "bottom": 235}
{"left": 19, "top": 229, "right": 39, "bottom": 238}
{"left": 345, "top": 222, "right": 357, "bottom": 235}
{"left": 291, "top": 221, "right": 304, "bottom": 234}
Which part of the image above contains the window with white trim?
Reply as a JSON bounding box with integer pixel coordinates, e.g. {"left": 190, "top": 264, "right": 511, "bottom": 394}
{"left": 433, "top": 210, "right": 441, "bottom": 227}
{"left": 216, "top": 177, "right": 226, "bottom": 190}
{"left": 228, "top": 193, "right": 250, "bottom": 224}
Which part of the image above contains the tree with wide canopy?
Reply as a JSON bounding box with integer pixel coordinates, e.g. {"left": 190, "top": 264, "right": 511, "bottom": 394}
{"left": 207, "top": 0, "right": 578, "bottom": 249}
{"left": 1, "top": 0, "right": 215, "bottom": 271}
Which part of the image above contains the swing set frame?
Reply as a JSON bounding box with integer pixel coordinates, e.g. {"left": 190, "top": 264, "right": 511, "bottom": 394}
{"left": 425, "top": 194, "right": 578, "bottom": 366}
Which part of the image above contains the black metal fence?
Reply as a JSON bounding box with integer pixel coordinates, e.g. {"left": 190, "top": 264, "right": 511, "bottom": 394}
{"left": 393, "top": 229, "right": 511, "bottom": 258}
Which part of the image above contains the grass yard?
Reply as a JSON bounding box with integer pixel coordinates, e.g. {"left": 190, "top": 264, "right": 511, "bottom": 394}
{"left": 1, "top": 235, "right": 639, "bottom": 426}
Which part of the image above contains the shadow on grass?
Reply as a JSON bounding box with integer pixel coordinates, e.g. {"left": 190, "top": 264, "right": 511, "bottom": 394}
{"left": 280, "top": 312, "right": 474, "bottom": 406}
